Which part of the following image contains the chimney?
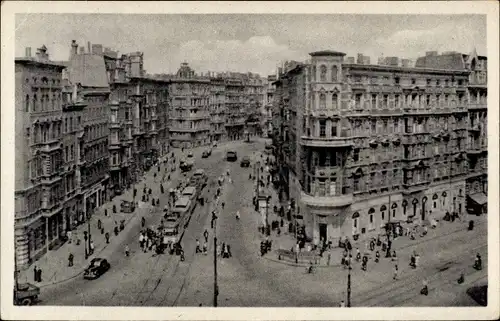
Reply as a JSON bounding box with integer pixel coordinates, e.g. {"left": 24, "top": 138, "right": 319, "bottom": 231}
{"left": 87, "top": 41, "right": 91, "bottom": 54}
{"left": 25, "top": 47, "right": 32, "bottom": 57}
{"left": 70, "top": 40, "right": 78, "bottom": 57}
{"left": 357, "top": 53, "right": 364, "bottom": 64}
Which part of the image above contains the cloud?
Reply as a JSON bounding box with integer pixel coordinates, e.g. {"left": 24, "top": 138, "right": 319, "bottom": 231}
{"left": 373, "top": 21, "right": 486, "bottom": 59}
{"left": 174, "top": 36, "right": 307, "bottom": 76}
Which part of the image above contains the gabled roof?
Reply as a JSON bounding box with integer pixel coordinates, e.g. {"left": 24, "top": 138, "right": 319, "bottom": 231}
{"left": 415, "top": 53, "right": 466, "bottom": 70}
{"left": 68, "top": 54, "right": 110, "bottom": 88}
{"left": 309, "top": 50, "right": 346, "bottom": 57}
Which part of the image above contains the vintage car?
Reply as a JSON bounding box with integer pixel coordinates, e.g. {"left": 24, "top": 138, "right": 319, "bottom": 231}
{"left": 240, "top": 156, "right": 251, "bottom": 167}
{"left": 180, "top": 159, "right": 194, "bottom": 172}
{"left": 187, "top": 152, "right": 194, "bottom": 158}
{"left": 226, "top": 151, "right": 237, "bottom": 162}
{"left": 83, "top": 258, "right": 111, "bottom": 280}
{"left": 14, "top": 283, "right": 40, "bottom": 305}
{"left": 120, "top": 200, "right": 136, "bottom": 213}
{"left": 201, "top": 151, "right": 209, "bottom": 158}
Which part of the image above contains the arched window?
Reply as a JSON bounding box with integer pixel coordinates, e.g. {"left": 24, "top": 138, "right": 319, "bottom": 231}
{"left": 352, "top": 212, "right": 360, "bottom": 219}
{"left": 391, "top": 203, "right": 398, "bottom": 218}
{"left": 25, "top": 95, "right": 30, "bottom": 112}
{"left": 319, "top": 93, "right": 326, "bottom": 109}
{"left": 368, "top": 208, "right": 375, "bottom": 214}
{"left": 33, "top": 94, "right": 37, "bottom": 112}
{"left": 331, "top": 65, "right": 338, "bottom": 82}
{"left": 320, "top": 65, "right": 327, "bottom": 82}
{"left": 332, "top": 94, "right": 338, "bottom": 109}
{"left": 312, "top": 66, "right": 317, "bottom": 81}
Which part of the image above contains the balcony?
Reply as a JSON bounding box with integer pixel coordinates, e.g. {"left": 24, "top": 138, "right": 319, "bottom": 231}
{"left": 468, "top": 103, "right": 487, "bottom": 110}
{"left": 109, "top": 121, "right": 121, "bottom": 129}
{"left": 301, "top": 191, "right": 353, "bottom": 208}
{"left": 40, "top": 139, "right": 62, "bottom": 153}
{"left": 301, "top": 135, "right": 352, "bottom": 148}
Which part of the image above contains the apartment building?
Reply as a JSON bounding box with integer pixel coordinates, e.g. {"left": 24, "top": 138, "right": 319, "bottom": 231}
{"left": 263, "top": 74, "right": 277, "bottom": 137}
{"left": 169, "top": 63, "right": 211, "bottom": 148}
{"left": 15, "top": 46, "right": 66, "bottom": 267}
{"left": 275, "top": 49, "right": 487, "bottom": 245}
{"left": 209, "top": 75, "right": 227, "bottom": 142}
{"left": 67, "top": 41, "right": 111, "bottom": 218}
{"left": 244, "top": 73, "right": 265, "bottom": 138}
{"left": 224, "top": 74, "right": 247, "bottom": 140}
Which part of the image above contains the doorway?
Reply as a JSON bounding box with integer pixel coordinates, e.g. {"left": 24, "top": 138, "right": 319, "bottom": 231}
{"left": 319, "top": 223, "right": 327, "bottom": 243}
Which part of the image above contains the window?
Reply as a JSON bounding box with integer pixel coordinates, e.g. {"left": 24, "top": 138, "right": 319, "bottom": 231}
{"left": 394, "top": 77, "right": 400, "bottom": 85}
{"left": 25, "top": 95, "right": 30, "bottom": 112}
{"left": 395, "top": 95, "right": 400, "bottom": 108}
{"left": 320, "top": 65, "right": 327, "bottom": 81}
{"left": 353, "top": 149, "right": 359, "bottom": 162}
{"left": 371, "top": 94, "right": 377, "bottom": 109}
{"left": 332, "top": 94, "right": 338, "bottom": 109}
{"left": 393, "top": 119, "right": 399, "bottom": 133}
{"left": 312, "top": 66, "right": 316, "bottom": 81}
{"left": 319, "top": 119, "right": 326, "bottom": 137}
{"left": 426, "top": 79, "right": 431, "bottom": 85}
{"left": 411, "top": 78, "right": 416, "bottom": 85}
{"left": 70, "top": 145, "right": 74, "bottom": 160}
{"left": 331, "top": 65, "right": 338, "bottom": 81}
{"left": 436, "top": 79, "right": 440, "bottom": 86}
{"left": 33, "top": 95, "right": 37, "bottom": 111}
{"left": 319, "top": 93, "right": 326, "bottom": 109}
{"left": 383, "top": 95, "right": 388, "bottom": 108}
{"left": 331, "top": 121, "right": 337, "bottom": 137}
{"left": 371, "top": 119, "right": 377, "bottom": 133}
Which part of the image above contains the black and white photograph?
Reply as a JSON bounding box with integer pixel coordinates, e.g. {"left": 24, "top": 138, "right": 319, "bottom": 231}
{"left": 1, "top": 1, "right": 499, "bottom": 320}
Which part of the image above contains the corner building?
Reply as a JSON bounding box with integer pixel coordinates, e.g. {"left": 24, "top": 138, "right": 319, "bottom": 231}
{"left": 15, "top": 46, "right": 66, "bottom": 267}
{"left": 277, "top": 50, "right": 487, "bottom": 245}
{"left": 168, "top": 63, "right": 211, "bottom": 148}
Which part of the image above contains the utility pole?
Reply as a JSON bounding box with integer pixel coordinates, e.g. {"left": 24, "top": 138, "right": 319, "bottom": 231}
{"left": 385, "top": 194, "right": 392, "bottom": 258}
{"left": 213, "top": 209, "right": 218, "bottom": 307}
{"left": 347, "top": 248, "right": 352, "bottom": 307}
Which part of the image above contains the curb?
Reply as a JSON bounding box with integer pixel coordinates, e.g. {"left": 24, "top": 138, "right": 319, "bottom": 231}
{"left": 37, "top": 168, "right": 183, "bottom": 288}
{"left": 264, "top": 219, "right": 487, "bottom": 269}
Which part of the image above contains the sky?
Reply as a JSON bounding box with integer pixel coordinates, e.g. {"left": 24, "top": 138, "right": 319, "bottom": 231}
{"left": 15, "top": 14, "right": 486, "bottom": 76}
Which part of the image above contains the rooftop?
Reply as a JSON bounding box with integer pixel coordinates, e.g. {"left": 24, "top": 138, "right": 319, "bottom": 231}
{"left": 68, "top": 53, "right": 110, "bottom": 88}
{"left": 309, "top": 50, "right": 346, "bottom": 57}
{"left": 415, "top": 52, "right": 467, "bottom": 70}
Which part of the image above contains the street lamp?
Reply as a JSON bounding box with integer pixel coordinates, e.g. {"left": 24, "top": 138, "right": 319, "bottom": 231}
{"left": 346, "top": 248, "right": 352, "bottom": 307}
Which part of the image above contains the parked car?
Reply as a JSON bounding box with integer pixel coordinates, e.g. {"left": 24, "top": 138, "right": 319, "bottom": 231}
{"left": 240, "top": 156, "right": 251, "bottom": 167}
{"left": 14, "top": 283, "right": 40, "bottom": 305}
{"left": 226, "top": 151, "right": 237, "bottom": 162}
{"left": 83, "top": 258, "right": 110, "bottom": 280}
{"left": 180, "top": 159, "right": 194, "bottom": 172}
{"left": 187, "top": 152, "right": 194, "bottom": 158}
{"left": 202, "top": 151, "right": 209, "bottom": 158}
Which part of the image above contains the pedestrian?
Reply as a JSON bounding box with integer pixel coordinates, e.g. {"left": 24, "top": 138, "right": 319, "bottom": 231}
{"left": 203, "top": 229, "right": 209, "bottom": 243}
{"left": 90, "top": 240, "right": 95, "bottom": 255}
{"left": 221, "top": 242, "right": 226, "bottom": 256}
{"left": 105, "top": 232, "right": 110, "bottom": 244}
{"left": 392, "top": 250, "right": 398, "bottom": 261}
{"left": 160, "top": 184, "right": 164, "bottom": 194}
{"left": 196, "top": 239, "right": 201, "bottom": 253}
{"left": 33, "top": 266, "right": 38, "bottom": 282}
{"left": 139, "top": 233, "right": 145, "bottom": 249}
{"left": 393, "top": 264, "right": 398, "bottom": 280}
{"left": 327, "top": 252, "right": 331, "bottom": 266}
{"left": 216, "top": 244, "right": 221, "bottom": 257}
{"left": 340, "top": 300, "right": 346, "bottom": 307}
{"left": 68, "top": 253, "right": 74, "bottom": 267}
{"left": 97, "top": 219, "right": 102, "bottom": 230}
{"left": 203, "top": 242, "right": 208, "bottom": 255}
{"left": 142, "top": 217, "right": 146, "bottom": 228}
{"left": 227, "top": 244, "right": 232, "bottom": 258}
{"left": 148, "top": 188, "right": 152, "bottom": 195}
{"left": 37, "top": 267, "right": 42, "bottom": 282}
{"left": 67, "top": 230, "right": 72, "bottom": 244}
{"left": 125, "top": 245, "right": 130, "bottom": 257}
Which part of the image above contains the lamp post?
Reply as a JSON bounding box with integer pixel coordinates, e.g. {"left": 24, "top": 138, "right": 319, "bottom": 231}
{"left": 347, "top": 248, "right": 352, "bottom": 307}
{"left": 213, "top": 209, "right": 218, "bottom": 307}
{"left": 385, "top": 194, "right": 392, "bottom": 258}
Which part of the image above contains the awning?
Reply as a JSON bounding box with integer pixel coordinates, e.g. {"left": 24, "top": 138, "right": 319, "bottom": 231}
{"left": 469, "top": 193, "right": 487, "bottom": 206}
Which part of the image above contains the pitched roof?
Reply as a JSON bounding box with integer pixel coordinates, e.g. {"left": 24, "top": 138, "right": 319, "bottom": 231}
{"left": 414, "top": 53, "right": 466, "bottom": 70}
{"left": 68, "top": 54, "right": 109, "bottom": 88}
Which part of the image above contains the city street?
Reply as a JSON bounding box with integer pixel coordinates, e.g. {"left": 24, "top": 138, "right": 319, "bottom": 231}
{"left": 38, "top": 139, "right": 264, "bottom": 306}
{"left": 36, "top": 139, "right": 487, "bottom": 307}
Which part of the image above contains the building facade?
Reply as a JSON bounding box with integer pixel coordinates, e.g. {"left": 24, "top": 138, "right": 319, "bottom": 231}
{"left": 224, "top": 74, "right": 247, "bottom": 140}
{"left": 275, "top": 49, "right": 487, "bottom": 245}
{"left": 168, "top": 63, "right": 211, "bottom": 148}
{"left": 263, "top": 74, "right": 277, "bottom": 137}
{"left": 15, "top": 46, "right": 66, "bottom": 267}
{"left": 67, "top": 41, "right": 111, "bottom": 219}
{"left": 209, "top": 75, "right": 227, "bottom": 142}
{"left": 244, "top": 73, "right": 265, "bottom": 138}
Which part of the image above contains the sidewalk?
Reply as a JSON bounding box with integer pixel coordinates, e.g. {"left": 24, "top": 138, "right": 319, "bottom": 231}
{"left": 18, "top": 158, "right": 183, "bottom": 287}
